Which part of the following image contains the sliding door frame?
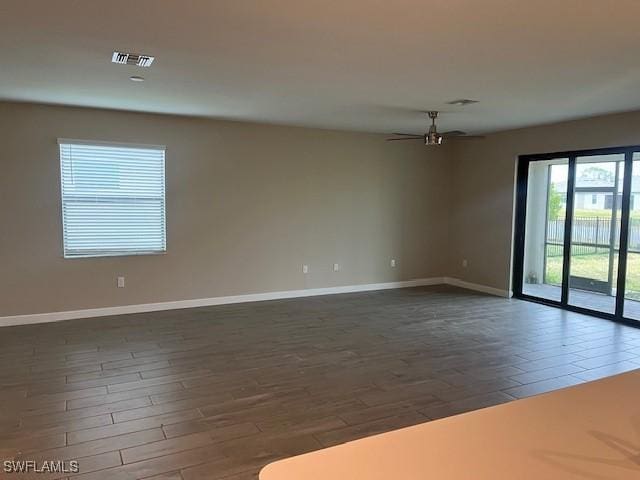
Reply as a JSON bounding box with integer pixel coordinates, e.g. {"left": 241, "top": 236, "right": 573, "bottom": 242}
{"left": 513, "top": 145, "right": 640, "bottom": 327}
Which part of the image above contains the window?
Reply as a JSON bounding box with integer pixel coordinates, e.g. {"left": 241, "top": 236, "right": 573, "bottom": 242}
{"left": 591, "top": 194, "right": 597, "bottom": 204}
{"left": 59, "top": 140, "right": 166, "bottom": 258}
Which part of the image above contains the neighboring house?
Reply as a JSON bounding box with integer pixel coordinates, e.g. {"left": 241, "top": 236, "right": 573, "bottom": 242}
{"left": 554, "top": 174, "right": 640, "bottom": 212}
{"left": 574, "top": 192, "right": 631, "bottom": 210}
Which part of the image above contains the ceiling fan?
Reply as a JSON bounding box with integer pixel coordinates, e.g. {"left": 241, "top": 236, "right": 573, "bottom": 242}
{"left": 387, "top": 111, "right": 483, "bottom": 145}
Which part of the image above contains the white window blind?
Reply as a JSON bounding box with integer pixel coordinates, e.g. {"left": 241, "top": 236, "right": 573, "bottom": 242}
{"left": 59, "top": 140, "right": 166, "bottom": 258}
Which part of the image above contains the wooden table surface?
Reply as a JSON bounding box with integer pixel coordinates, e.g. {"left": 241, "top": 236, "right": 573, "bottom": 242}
{"left": 260, "top": 369, "right": 640, "bottom": 479}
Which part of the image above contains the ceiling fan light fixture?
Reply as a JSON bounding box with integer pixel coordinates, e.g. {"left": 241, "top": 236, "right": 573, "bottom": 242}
{"left": 425, "top": 113, "right": 442, "bottom": 145}
{"left": 425, "top": 132, "right": 443, "bottom": 145}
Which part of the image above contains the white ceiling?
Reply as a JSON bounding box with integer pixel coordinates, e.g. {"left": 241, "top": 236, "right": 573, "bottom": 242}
{"left": 2, "top": 0, "right": 640, "bottom": 134}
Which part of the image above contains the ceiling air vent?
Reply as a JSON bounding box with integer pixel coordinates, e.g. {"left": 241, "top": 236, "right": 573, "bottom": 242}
{"left": 111, "top": 51, "right": 155, "bottom": 67}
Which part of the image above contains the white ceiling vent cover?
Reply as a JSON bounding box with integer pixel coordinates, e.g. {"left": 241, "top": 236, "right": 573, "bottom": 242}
{"left": 111, "top": 51, "right": 155, "bottom": 67}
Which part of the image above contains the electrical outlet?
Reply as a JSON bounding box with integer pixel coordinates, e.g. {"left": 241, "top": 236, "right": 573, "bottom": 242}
{"left": 302, "top": 264, "right": 309, "bottom": 274}
{"left": 333, "top": 263, "right": 340, "bottom": 272}
{"left": 390, "top": 259, "right": 396, "bottom": 268}
{"left": 117, "top": 276, "right": 125, "bottom": 288}
{"left": 462, "top": 259, "right": 468, "bottom": 268}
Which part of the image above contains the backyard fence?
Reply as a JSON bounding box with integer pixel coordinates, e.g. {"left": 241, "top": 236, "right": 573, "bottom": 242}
{"left": 547, "top": 217, "right": 640, "bottom": 257}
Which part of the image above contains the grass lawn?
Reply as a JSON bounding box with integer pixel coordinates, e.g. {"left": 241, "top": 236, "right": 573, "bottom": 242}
{"left": 546, "top": 250, "right": 640, "bottom": 300}
{"left": 559, "top": 209, "right": 640, "bottom": 220}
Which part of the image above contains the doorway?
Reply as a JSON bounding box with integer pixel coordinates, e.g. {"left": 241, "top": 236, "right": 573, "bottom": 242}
{"left": 514, "top": 146, "right": 640, "bottom": 325}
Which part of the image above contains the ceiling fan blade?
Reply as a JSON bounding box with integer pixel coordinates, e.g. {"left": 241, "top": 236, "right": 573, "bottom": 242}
{"left": 392, "top": 132, "right": 424, "bottom": 136}
{"left": 442, "top": 130, "right": 467, "bottom": 136}
{"left": 442, "top": 130, "right": 485, "bottom": 139}
{"left": 386, "top": 137, "right": 423, "bottom": 141}
{"left": 445, "top": 135, "right": 485, "bottom": 139}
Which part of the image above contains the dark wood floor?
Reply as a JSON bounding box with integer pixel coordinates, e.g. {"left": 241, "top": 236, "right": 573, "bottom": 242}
{"left": 2, "top": 285, "right": 640, "bottom": 480}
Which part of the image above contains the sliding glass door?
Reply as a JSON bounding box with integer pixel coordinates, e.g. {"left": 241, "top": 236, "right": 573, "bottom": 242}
{"left": 514, "top": 146, "right": 640, "bottom": 325}
{"left": 623, "top": 154, "right": 640, "bottom": 321}
{"left": 521, "top": 159, "right": 568, "bottom": 302}
{"left": 567, "top": 154, "right": 624, "bottom": 314}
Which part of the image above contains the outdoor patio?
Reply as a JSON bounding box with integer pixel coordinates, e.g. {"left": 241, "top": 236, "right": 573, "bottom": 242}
{"left": 523, "top": 282, "right": 640, "bottom": 320}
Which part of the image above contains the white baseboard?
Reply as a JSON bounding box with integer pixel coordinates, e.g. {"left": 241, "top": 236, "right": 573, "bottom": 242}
{"left": 0, "top": 277, "right": 447, "bottom": 327}
{"left": 444, "top": 277, "right": 512, "bottom": 298}
{"left": 0, "top": 276, "right": 511, "bottom": 327}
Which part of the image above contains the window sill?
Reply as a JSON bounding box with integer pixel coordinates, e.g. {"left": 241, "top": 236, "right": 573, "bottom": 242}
{"left": 63, "top": 251, "right": 167, "bottom": 259}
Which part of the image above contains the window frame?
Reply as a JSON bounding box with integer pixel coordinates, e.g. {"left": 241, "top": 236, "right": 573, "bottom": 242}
{"left": 58, "top": 138, "right": 167, "bottom": 259}
{"left": 513, "top": 144, "right": 640, "bottom": 328}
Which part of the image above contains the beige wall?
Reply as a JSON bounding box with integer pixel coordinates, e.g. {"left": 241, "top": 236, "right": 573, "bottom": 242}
{"left": 0, "top": 102, "right": 451, "bottom": 316}
{"left": 448, "top": 110, "right": 640, "bottom": 293}
{"left": 4, "top": 101, "right": 639, "bottom": 318}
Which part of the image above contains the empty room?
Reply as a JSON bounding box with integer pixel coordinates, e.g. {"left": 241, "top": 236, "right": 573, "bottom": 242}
{"left": 2, "top": 1, "right": 640, "bottom": 479}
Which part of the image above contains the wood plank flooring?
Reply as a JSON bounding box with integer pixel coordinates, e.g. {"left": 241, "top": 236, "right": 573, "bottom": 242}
{"left": 2, "top": 285, "right": 640, "bottom": 480}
